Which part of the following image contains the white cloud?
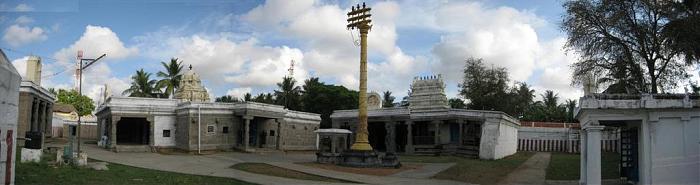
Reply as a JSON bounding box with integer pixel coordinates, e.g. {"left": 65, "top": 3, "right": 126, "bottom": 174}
{"left": 53, "top": 25, "right": 138, "bottom": 65}
{"left": 3, "top": 24, "right": 48, "bottom": 47}
{"left": 14, "top": 15, "right": 33, "bottom": 24}
{"left": 241, "top": 0, "right": 315, "bottom": 28}
{"left": 49, "top": 25, "right": 135, "bottom": 102}
{"left": 226, "top": 87, "right": 252, "bottom": 98}
{"left": 14, "top": 4, "right": 34, "bottom": 12}
{"left": 10, "top": 56, "right": 28, "bottom": 78}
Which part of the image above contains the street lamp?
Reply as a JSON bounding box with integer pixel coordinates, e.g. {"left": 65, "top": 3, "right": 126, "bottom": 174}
{"left": 76, "top": 51, "right": 106, "bottom": 153}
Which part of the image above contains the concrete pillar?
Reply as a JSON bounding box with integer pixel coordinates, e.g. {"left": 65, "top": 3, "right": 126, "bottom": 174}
{"left": 585, "top": 126, "right": 604, "bottom": 184}
{"left": 243, "top": 116, "right": 252, "bottom": 151}
{"left": 38, "top": 101, "right": 46, "bottom": 133}
{"left": 457, "top": 119, "right": 464, "bottom": 145}
{"left": 406, "top": 120, "right": 414, "bottom": 154}
{"left": 579, "top": 129, "right": 587, "bottom": 185}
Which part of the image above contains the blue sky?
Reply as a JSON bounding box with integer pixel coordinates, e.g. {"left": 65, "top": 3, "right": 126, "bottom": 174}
{"left": 2, "top": 0, "right": 588, "bottom": 103}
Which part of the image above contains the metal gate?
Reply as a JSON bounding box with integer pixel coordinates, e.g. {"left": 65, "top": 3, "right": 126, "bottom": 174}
{"left": 620, "top": 127, "right": 638, "bottom": 183}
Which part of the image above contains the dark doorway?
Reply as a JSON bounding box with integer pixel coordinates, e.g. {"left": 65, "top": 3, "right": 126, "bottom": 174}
{"left": 116, "top": 117, "right": 150, "bottom": 145}
{"left": 395, "top": 123, "right": 407, "bottom": 152}
{"left": 368, "top": 122, "right": 386, "bottom": 152}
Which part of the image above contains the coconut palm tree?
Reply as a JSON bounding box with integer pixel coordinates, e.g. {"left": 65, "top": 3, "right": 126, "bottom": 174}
{"left": 157, "top": 58, "right": 184, "bottom": 98}
{"left": 275, "top": 76, "right": 302, "bottom": 110}
{"left": 122, "top": 69, "right": 161, "bottom": 97}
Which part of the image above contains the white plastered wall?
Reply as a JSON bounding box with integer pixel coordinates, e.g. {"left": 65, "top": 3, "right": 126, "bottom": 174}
{"left": 153, "top": 116, "right": 176, "bottom": 147}
{"left": 650, "top": 116, "right": 699, "bottom": 184}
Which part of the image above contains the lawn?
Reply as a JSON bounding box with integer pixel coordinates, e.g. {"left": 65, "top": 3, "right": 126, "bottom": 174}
{"left": 546, "top": 152, "right": 620, "bottom": 180}
{"left": 231, "top": 163, "right": 353, "bottom": 183}
{"left": 400, "top": 152, "right": 535, "bottom": 185}
{"left": 15, "top": 149, "right": 255, "bottom": 185}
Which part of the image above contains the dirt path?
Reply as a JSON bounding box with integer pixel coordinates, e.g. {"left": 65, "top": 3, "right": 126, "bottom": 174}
{"left": 497, "top": 152, "right": 551, "bottom": 185}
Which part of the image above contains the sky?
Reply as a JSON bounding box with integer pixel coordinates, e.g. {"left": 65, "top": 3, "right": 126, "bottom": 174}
{"left": 2, "top": 0, "right": 677, "bottom": 105}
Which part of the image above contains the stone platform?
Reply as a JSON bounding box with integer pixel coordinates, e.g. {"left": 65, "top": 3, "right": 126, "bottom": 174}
{"left": 338, "top": 150, "right": 400, "bottom": 168}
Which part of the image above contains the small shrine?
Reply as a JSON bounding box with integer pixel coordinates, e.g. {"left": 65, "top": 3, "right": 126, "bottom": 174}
{"left": 174, "top": 65, "right": 210, "bottom": 102}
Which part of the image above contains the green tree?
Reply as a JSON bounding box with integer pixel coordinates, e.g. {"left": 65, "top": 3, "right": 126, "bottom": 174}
{"left": 448, "top": 98, "right": 466, "bottom": 109}
{"left": 565, "top": 99, "right": 578, "bottom": 122}
{"left": 122, "top": 69, "right": 161, "bottom": 98}
{"left": 661, "top": 0, "right": 700, "bottom": 62}
{"left": 243, "top": 93, "right": 252, "bottom": 102}
{"left": 301, "top": 77, "right": 359, "bottom": 128}
{"left": 215, "top": 95, "right": 240, "bottom": 103}
{"left": 508, "top": 82, "right": 535, "bottom": 118}
{"left": 156, "top": 58, "right": 184, "bottom": 98}
{"left": 459, "top": 58, "right": 510, "bottom": 112}
{"left": 274, "top": 76, "right": 302, "bottom": 110}
{"left": 56, "top": 89, "right": 95, "bottom": 116}
{"left": 562, "top": 0, "right": 697, "bottom": 93}
{"left": 382, "top": 91, "right": 395, "bottom": 108}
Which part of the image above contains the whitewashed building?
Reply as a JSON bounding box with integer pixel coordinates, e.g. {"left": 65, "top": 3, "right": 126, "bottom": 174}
{"left": 95, "top": 67, "right": 321, "bottom": 152}
{"left": 576, "top": 93, "right": 699, "bottom": 184}
{"left": 331, "top": 75, "right": 520, "bottom": 159}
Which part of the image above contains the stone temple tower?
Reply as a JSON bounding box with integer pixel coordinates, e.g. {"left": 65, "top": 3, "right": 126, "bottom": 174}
{"left": 174, "top": 65, "right": 210, "bottom": 102}
{"left": 408, "top": 74, "right": 449, "bottom": 111}
{"left": 25, "top": 56, "right": 41, "bottom": 85}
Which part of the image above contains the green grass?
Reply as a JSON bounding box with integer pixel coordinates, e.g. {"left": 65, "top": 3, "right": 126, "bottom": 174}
{"left": 15, "top": 148, "right": 255, "bottom": 185}
{"left": 400, "top": 152, "right": 535, "bottom": 185}
{"left": 546, "top": 152, "right": 620, "bottom": 180}
{"left": 231, "top": 163, "right": 353, "bottom": 183}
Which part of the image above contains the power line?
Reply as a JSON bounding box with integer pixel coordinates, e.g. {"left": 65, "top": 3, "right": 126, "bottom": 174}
{"left": 0, "top": 47, "right": 77, "bottom": 79}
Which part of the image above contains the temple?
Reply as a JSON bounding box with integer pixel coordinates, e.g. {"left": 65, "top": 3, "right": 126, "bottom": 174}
{"left": 95, "top": 66, "right": 321, "bottom": 152}
{"left": 331, "top": 75, "right": 519, "bottom": 159}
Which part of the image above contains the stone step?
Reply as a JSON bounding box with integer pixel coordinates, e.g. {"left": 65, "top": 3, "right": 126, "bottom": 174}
{"left": 115, "top": 145, "right": 151, "bottom": 152}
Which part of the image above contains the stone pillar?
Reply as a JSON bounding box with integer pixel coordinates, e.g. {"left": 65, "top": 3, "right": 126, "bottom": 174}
{"left": 45, "top": 103, "right": 53, "bottom": 137}
{"left": 38, "top": 101, "right": 46, "bottom": 133}
{"left": 275, "top": 118, "right": 282, "bottom": 150}
{"left": 457, "top": 119, "right": 464, "bottom": 145}
{"left": 110, "top": 116, "right": 120, "bottom": 149}
{"left": 385, "top": 121, "right": 396, "bottom": 153}
{"left": 585, "top": 126, "right": 604, "bottom": 185}
{"left": 243, "top": 116, "right": 252, "bottom": 151}
{"left": 31, "top": 98, "right": 39, "bottom": 132}
{"left": 406, "top": 120, "right": 413, "bottom": 154}
{"left": 579, "top": 129, "right": 587, "bottom": 185}
{"left": 432, "top": 120, "right": 440, "bottom": 145}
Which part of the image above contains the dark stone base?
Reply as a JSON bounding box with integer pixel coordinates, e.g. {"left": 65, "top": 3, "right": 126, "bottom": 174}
{"left": 381, "top": 152, "right": 401, "bottom": 168}
{"left": 316, "top": 152, "right": 342, "bottom": 164}
{"left": 336, "top": 150, "right": 401, "bottom": 168}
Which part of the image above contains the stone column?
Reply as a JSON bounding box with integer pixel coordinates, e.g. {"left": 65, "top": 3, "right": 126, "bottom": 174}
{"left": 275, "top": 118, "right": 282, "bottom": 150}
{"left": 243, "top": 116, "right": 253, "bottom": 151}
{"left": 110, "top": 116, "right": 120, "bottom": 149}
{"left": 457, "top": 119, "right": 464, "bottom": 145}
{"left": 406, "top": 120, "right": 414, "bottom": 154}
{"left": 579, "top": 129, "right": 587, "bottom": 185}
{"left": 45, "top": 103, "right": 53, "bottom": 137}
{"left": 432, "top": 120, "right": 441, "bottom": 145}
{"left": 38, "top": 101, "right": 46, "bottom": 133}
{"left": 585, "top": 126, "right": 604, "bottom": 185}
{"left": 31, "top": 98, "right": 39, "bottom": 132}
{"left": 385, "top": 121, "right": 396, "bottom": 153}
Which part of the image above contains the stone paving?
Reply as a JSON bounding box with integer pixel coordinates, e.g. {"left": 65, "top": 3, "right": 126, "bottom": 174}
{"left": 497, "top": 152, "right": 551, "bottom": 185}
{"left": 83, "top": 144, "right": 469, "bottom": 185}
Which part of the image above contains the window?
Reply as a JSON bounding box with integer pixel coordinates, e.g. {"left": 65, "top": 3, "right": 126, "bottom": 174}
{"left": 207, "top": 125, "right": 215, "bottom": 133}
{"left": 163, "top": 130, "right": 171, "bottom": 137}
{"left": 269, "top": 130, "right": 275, "bottom": 136}
{"left": 223, "top": 126, "right": 229, "bottom": 134}
{"left": 70, "top": 126, "right": 77, "bottom": 136}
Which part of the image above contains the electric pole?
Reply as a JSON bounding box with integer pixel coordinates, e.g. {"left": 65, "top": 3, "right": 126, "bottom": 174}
{"left": 347, "top": 2, "right": 373, "bottom": 151}
{"left": 76, "top": 51, "right": 106, "bottom": 153}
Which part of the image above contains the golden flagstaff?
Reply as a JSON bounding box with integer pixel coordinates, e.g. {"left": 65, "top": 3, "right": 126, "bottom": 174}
{"left": 346, "top": 2, "right": 373, "bottom": 151}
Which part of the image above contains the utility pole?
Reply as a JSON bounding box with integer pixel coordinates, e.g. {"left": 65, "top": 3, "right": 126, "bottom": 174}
{"left": 347, "top": 2, "right": 373, "bottom": 151}
{"left": 76, "top": 51, "right": 106, "bottom": 153}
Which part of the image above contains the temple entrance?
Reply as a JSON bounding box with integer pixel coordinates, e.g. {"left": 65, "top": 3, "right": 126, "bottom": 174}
{"left": 116, "top": 117, "right": 150, "bottom": 145}
{"left": 368, "top": 122, "right": 386, "bottom": 152}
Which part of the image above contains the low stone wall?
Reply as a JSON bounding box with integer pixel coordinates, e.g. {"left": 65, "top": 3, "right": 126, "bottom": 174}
{"left": 517, "top": 126, "right": 619, "bottom": 153}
